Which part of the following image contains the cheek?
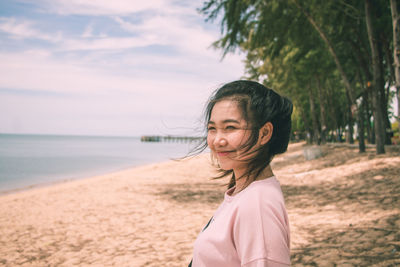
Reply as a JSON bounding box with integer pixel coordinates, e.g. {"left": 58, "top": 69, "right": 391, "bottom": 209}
{"left": 232, "top": 132, "right": 250, "bottom": 148}
{"left": 206, "top": 134, "right": 214, "bottom": 149}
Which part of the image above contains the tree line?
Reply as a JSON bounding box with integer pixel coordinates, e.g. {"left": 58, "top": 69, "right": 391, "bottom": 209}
{"left": 199, "top": 0, "right": 400, "bottom": 154}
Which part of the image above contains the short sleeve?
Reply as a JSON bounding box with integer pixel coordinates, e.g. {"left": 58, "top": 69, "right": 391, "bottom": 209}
{"left": 232, "top": 185, "right": 290, "bottom": 266}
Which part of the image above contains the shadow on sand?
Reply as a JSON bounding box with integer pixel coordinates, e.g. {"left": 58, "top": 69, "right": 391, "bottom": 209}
{"left": 156, "top": 143, "right": 400, "bottom": 266}
{"left": 285, "top": 166, "right": 400, "bottom": 266}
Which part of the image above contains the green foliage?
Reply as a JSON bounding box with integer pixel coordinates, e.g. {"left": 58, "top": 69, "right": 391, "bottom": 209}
{"left": 199, "top": 0, "right": 397, "bottom": 145}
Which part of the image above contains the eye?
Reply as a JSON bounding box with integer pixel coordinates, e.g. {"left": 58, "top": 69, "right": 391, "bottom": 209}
{"left": 207, "top": 126, "right": 216, "bottom": 132}
{"left": 225, "top": 125, "right": 237, "bottom": 130}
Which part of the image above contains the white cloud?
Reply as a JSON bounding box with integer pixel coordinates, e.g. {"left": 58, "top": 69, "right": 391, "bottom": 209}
{"left": 0, "top": 51, "right": 155, "bottom": 94}
{"left": 0, "top": 0, "right": 246, "bottom": 136}
{"left": 0, "top": 49, "right": 243, "bottom": 96}
{"left": 62, "top": 36, "right": 160, "bottom": 51}
{"left": 81, "top": 23, "right": 94, "bottom": 38}
{"left": 32, "top": 0, "right": 168, "bottom": 16}
{"left": 0, "top": 48, "right": 227, "bottom": 135}
{"left": 113, "top": 15, "right": 216, "bottom": 55}
{"left": 0, "top": 17, "right": 62, "bottom": 42}
{"left": 0, "top": 2, "right": 217, "bottom": 56}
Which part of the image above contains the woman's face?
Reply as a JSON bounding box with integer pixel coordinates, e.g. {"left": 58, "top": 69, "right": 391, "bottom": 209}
{"left": 207, "top": 99, "right": 257, "bottom": 173}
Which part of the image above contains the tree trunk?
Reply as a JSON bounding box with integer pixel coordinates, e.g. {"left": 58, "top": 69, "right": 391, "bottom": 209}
{"left": 391, "top": 0, "right": 400, "bottom": 124}
{"left": 383, "top": 38, "right": 395, "bottom": 87}
{"left": 346, "top": 100, "right": 355, "bottom": 144}
{"left": 379, "top": 41, "right": 393, "bottom": 145}
{"left": 309, "top": 87, "right": 321, "bottom": 145}
{"left": 398, "top": 86, "right": 400, "bottom": 124}
{"left": 300, "top": 109, "right": 312, "bottom": 144}
{"left": 355, "top": 73, "right": 367, "bottom": 152}
{"left": 375, "top": 38, "right": 393, "bottom": 145}
{"left": 365, "top": 88, "right": 375, "bottom": 144}
{"left": 344, "top": 90, "right": 355, "bottom": 144}
{"left": 383, "top": 101, "right": 393, "bottom": 145}
{"left": 363, "top": 92, "right": 372, "bottom": 144}
{"left": 316, "top": 76, "right": 327, "bottom": 144}
{"left": 326, "top": 80, "right": 340, "bottom": 142}
{"left": 365, "top": 0, "right": 386, "bottom": 154}
{"left": 357, "top": 97, "right": 366, "bottom": 152}
{"left": 350, "top": 37, "right": 373, "bottom": 88}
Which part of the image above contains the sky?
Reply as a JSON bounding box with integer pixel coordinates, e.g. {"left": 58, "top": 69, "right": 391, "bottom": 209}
{"left": 0, "top": 0, "right": 245, "bottom": 137}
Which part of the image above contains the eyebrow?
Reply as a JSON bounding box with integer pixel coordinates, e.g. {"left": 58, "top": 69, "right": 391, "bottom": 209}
{"left": 208, "top": 119, "right": 241, "bottom": 125}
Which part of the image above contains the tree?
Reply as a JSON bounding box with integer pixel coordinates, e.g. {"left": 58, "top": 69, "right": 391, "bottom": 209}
{"left": 365, "top": 0, "right": 386, "bottom": 153}
{"left": 199, "top": 0, "right": 393, "bottom": 153}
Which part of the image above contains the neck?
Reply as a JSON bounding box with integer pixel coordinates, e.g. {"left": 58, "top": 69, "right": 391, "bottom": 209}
{"left": 231, "top": 165, "right": 274, "bottom": 196}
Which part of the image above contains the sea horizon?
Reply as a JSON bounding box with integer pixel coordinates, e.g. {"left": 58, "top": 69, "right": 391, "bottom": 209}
{"left": 0, "top": 133, "right": 203, "bottom": 194}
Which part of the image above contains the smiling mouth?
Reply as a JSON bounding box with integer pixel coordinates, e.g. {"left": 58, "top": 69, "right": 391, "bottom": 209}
{"left": 216, "top": 151, "right": 232, "bottom": 157}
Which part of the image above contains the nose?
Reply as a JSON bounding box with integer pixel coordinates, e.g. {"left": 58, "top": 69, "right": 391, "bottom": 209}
{"left": 213, "top": 132, "right": 227, "bottom": 147}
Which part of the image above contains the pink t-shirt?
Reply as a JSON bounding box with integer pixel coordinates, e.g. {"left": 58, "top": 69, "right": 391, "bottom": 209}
{"left": 192, "top": 176, "right": 290, "bottom": 267}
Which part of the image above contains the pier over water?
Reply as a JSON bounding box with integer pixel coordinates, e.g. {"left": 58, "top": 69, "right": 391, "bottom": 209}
{"left": 140, "top": 135, "right": 205, "bottom": 143}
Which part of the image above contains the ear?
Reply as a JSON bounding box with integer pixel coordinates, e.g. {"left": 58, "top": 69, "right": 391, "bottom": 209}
{"left": 259, "top": 122, "right": 273, "bottom": 145}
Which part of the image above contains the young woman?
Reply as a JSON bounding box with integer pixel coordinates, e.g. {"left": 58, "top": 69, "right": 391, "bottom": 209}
{"left": 190, "top": 80, "right": 293, "bottom": 267}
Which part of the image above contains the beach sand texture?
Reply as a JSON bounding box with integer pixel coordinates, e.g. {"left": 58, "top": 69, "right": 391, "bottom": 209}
{"left": 0, "top": 142, "right": 399, "bottom": 266}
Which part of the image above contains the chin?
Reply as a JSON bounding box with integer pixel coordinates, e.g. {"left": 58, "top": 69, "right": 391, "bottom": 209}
{"left": 219, "top": 166, "right": 233, "bottom": 171}
{"left": 217, "top": 160, "right": 234, "bottom": 171}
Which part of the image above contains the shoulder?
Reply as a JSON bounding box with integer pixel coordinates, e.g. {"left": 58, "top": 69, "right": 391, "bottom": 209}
{"left": 233, "top": 177, "right": 289, "bottom": 230}
{"left": 236, "top": 177, "right": 286, "bottom": 211}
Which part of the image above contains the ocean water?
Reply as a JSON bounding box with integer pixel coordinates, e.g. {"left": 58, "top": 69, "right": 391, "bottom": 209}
{"left": 0, "top": 134, "right": 203, "bottom": 193}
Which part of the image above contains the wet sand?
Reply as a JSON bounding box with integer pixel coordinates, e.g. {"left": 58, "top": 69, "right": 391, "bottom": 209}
{"left": 0, "top": 142, "right": 399, "bottom": 266}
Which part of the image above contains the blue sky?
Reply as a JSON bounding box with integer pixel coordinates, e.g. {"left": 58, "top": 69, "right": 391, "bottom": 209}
{"left": 0, "top": 0, "right": 245, "bottom": 136}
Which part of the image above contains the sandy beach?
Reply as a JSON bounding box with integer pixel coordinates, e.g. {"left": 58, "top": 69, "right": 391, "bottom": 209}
{"left": 0, "top": 142, "right": 399, "bottom": 266}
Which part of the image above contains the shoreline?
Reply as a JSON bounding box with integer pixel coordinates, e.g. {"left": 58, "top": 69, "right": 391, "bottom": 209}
{"left": 0, "top": 133, "right": 196, "bottom": 196}
{"left": 0, "top": 165, "right": 135, "bottom": 197}
{"left": 0, "top": 143, "right": 399, "bottom": 266}
{"left": 0, "top": 152, "right": 201, "bottom": 197}
{"left": 3, "top": 140, "right": 397, "bottom": 197}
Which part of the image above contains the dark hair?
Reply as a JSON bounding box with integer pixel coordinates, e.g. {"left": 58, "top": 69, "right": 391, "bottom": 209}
{"left": 197, "top": 80, "right": 293, "bottom": 189}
